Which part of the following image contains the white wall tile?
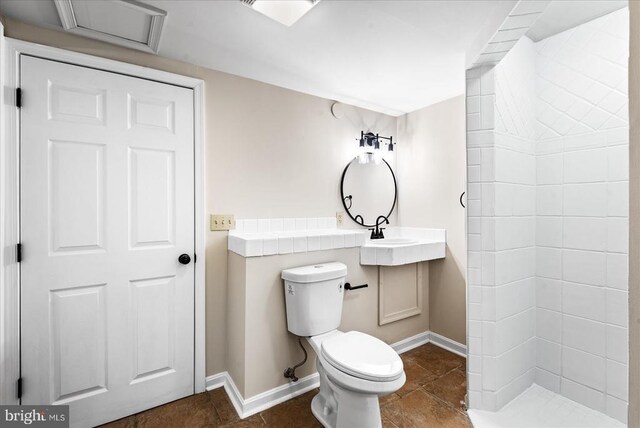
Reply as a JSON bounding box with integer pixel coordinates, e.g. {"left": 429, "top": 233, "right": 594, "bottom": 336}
{"left": 563, "top": 315, "right": 605, "bottom": 356}
{"left": 537, "top": 338, "right": 561, "bottom": 374}
{"left": 562, "top": 347, "right": 606, "bottom": 391}
{"left": 536, "top": 217, "right": 562, "bottom": 248}
{"left": 606, "top": 395, "right": 628, "bottom": 424}
{"left": 537, "top": 308, "right": 561, "bottom": 343}
{"left": 607, "top": 218, "right": 629, "bottom": 253}
{"left": 495, "top": 217, "right": 535, "bottom": 250}
{"left": 606, "top": 360, "right": 628, "bottom": 400}
{"left": 563, "top": 148, "right": 608, "bottom": 183}
{"left": 535, "top": 368, "right": 561, "bottom": 393}
{"left": 561, "top": 378, "right": 606, "bottom": 412}
{"left": 563, "top": 250, "right": 606, "bottom": 286}
{"left": 537, "top": 154, "right": 563, "bottom": 184}
{"left": 536, "top": 247, "right": 562, "bottom": 279}
{"left": 563, "top": 217, "right": 607, "bottom": 251}
{"left": 607, "top": 181, "right": 629, "bottom": 217}
{"left": 467, "top": 77, "right": 481, "bottom": 97}
{"left": 536, "top": 278, "right": 561, "bottom": 311}
{"left": 606, "top": 289, "right": 628, "bottom": 327}
{"left": 563, "top": 183, "right": 607, "bottom": 216}
{"left": 467, "top": 12, "right": 629, "bottom": 408}
{"left": 608, "top": 145, "right": 629, "bottom": 181}
{"left": 537, "top": 185, "right": 563, "bottom": 215}
{"left": 562, "top": 282, "right": 605, "bottom": 322}
{"left": 495, "top": 278, "right": 536, "bottom": 320}
{"left": 607, "top": 253, "right": 629, "bottom": 290}
{"left": 494, "top": 248, "right": 536, "bottom": 285}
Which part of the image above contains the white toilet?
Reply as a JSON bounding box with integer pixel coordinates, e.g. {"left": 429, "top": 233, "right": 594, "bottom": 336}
{"left": 282, "top": 262, "right": 406, "bottom": 428}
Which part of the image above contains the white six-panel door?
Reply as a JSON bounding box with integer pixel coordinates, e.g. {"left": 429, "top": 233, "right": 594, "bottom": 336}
{"left": 20, "top": 56, "right": 195, "bottom": 427}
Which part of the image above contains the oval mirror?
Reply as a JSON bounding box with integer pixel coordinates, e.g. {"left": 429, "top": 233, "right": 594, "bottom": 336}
{"left": 340, "top": 158, "right": 397, "bottom": 227}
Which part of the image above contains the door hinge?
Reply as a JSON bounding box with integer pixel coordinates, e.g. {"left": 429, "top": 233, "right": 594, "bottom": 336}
{"left": 194, "top": 254, "right": 197, "bottom": 263}
{"left": 16, "top": 88, "right": 22, "bottom": 108}
{"left": 16, "top": 243, "right": 22, "bottom": 263}
{"left": 17, "top": 378, "right": 22, "bottom": 399}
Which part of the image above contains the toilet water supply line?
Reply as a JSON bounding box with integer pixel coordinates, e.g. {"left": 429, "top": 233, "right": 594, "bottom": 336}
{"left": 284, "top": 337, "right": 308, "bottom": 382}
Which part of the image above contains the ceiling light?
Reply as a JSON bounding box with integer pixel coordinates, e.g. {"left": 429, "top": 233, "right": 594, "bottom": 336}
{"left": 241, "top": 0, "right": 320, "bottom": 27}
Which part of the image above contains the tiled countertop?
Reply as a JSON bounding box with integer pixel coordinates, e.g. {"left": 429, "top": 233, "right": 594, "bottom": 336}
{"left": 228, "top": 229, "right": 367, "bottom": 257}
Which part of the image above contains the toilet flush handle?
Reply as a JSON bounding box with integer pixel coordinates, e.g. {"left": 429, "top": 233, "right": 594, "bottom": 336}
{"left": 344, "top": 283, "right": 368, "bottom": 291}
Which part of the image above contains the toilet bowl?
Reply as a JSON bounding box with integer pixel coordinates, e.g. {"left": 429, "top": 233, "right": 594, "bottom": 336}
{"left": 281, "top": 263, "right": 406, "bottom": 428}
{"left": 307, "top": 330, "right": 405, "bottom": 428}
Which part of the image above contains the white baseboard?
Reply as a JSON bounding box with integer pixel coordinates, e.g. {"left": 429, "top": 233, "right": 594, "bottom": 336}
{"left": 390, "top": 331, "right": 431, "bottom": 354}
{"left": 429, "top": 331, "right": 467, "bottom": 357}
{"left": 205, "top": 330, "right": 466, "bottom": 419}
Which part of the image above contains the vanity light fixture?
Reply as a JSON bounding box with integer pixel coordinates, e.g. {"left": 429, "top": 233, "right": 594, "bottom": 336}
{"left": 358, "top": 131, "right": 394, "bottom": 164}
{"left": 241, "top": 0, "right": 321, "bottom": 26}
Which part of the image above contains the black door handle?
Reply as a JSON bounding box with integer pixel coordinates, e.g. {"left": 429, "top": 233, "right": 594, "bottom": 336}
{"left": 178, "top": 254, "right": 191, "bottom": 265}
{"left": 460, "top": 192, "right": 465, "bottom": 208}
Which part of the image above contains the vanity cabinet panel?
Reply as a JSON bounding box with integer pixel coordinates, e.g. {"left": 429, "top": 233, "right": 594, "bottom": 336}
{"left": 379, "top": 262, "right": 425, "bottom": 325}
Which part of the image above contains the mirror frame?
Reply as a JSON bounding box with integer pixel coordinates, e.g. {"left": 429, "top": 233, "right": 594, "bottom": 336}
{"left": 340, "top": 157, "right": 398, "bottom": 227}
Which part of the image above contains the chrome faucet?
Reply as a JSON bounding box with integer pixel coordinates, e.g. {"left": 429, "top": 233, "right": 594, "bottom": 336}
{"left": 369, "top": 215, "right": 389, "bottom": 240}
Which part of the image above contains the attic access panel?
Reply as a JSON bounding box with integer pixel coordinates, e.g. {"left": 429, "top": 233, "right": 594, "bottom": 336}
{"left": 54, "top": 0, "right": 166, "bottom": 53}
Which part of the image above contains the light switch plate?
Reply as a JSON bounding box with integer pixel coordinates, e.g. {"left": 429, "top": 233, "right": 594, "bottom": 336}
{"left": 210, "top": 214, "right": 235, "bottom": 231}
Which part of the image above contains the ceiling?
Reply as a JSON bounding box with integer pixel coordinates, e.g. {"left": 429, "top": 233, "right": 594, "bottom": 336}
{"left": 0, "top": 0, "right": 523, "bottom": 116}
{"left": 526, "top": 0, "right": 627, "bottom": 42}
{"left": 0, "top": 0, "right": 629, "bottom": 115}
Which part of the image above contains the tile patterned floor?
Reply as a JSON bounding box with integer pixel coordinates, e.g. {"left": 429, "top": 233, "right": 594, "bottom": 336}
{"left": 101, "top": 343, "right": 471, "bottom": 428}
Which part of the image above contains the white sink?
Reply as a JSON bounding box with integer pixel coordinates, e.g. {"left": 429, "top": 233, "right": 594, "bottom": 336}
{"left": 367, "top": 238, "right": 417, "bottom": 246}
{"left": 360, "top": 227, "right": 446, "bottom": 266}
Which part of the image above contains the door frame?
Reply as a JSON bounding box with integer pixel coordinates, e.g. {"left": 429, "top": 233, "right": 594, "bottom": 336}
{"left": 0, "top": 38, "right": 207, "bottom": 404}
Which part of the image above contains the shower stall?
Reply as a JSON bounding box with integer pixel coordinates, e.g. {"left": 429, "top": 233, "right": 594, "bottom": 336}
{"left": 466, "top": 3, "right": 629, "bottom": 426}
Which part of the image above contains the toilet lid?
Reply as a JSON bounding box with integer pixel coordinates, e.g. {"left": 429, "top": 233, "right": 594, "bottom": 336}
{"left": 321, "top": 331, "right": 403, "bottom": 382}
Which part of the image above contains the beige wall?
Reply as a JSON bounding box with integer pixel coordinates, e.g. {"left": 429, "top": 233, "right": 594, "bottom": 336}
{"left": 396, "top": 95, "right": 467, "bottom": 344}
{"left": 230, "top": 249, "right": 430, "bottom": 398}
{"left": 2, "top": 18, "right": 397, "bottom": 377}
{"left": 629, "top": 2, "right": 639, "bottom": 426}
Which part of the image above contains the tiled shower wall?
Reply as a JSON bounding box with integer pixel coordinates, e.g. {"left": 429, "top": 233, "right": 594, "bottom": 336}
{"left": 466, "top": 37, "right": 538, "bottom": 411}
{"left": 533, "top": 9, "right": 629, "bottom": 423}
{"left": 467, "top": 8, "right": 629, "bottom": 422}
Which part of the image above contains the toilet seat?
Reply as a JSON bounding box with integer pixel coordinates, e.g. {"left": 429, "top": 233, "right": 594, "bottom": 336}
{"left": 321, "top": 331, "right": 403, "bottom": 382}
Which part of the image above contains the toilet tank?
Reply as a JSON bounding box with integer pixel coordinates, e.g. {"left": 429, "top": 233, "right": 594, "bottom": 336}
{"left": 282, "top": 262, "right": 347, "bottom": 336}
